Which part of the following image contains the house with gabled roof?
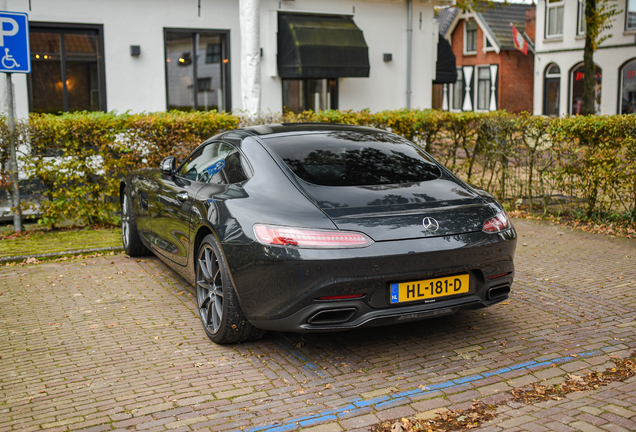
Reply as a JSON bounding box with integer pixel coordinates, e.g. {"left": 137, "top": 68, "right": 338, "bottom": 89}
{"left": 433, "top": 3, "right": 535, "bottom": 113}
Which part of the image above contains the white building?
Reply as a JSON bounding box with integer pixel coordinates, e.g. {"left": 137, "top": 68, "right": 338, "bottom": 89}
{"left": 533, "top": 0, "right": 636, "bottom": 116}
{"left": 1, "top": 0, "right": 453, "bottom": 119}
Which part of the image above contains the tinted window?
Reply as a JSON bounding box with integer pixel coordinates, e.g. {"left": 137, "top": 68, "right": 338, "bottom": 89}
{"left": 177, "top": 142, "right": 247, "bottom": 184}
{"left": 265, "top": 132, "right": 441, "bottom": 186}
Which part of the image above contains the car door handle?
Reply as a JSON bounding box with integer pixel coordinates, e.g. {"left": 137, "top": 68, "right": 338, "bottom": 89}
{"left": 176, "top": 192, "right": 188, "bottom": 202}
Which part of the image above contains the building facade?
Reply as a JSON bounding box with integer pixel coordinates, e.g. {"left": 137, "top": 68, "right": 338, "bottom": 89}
{"left": 1, "top": 0, "right": 452, "bottom": 119}
{"left": 435, "top": 3, "right": 535, "bottom": 113}
{"left": 533, "top": 0, "right": 636, "bottom": 116}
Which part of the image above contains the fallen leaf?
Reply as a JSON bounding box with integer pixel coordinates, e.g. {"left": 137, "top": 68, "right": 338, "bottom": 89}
{"left": 391, "top": 422, "right": 404, "bottom": 432}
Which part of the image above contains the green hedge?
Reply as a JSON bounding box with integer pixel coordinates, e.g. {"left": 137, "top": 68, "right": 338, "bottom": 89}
{"left": 1, "top": 110, "right": 635, "bottom": 228}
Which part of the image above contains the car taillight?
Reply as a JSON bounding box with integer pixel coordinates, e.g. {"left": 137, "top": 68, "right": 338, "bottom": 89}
{"left": 483, "top": 212, "right": 511, "bottom": 233}
{"left": 254, "top": 224, "right": 374, "bottom": 249}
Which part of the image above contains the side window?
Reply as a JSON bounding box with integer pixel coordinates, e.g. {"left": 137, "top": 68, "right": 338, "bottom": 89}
{"left": 177, "top": 142, "right": 248, "bottom": 184}
{"left": 222, "top": 151, "right": 249, "bottom": 184}
{"left": 177, "top": 142, "right": 230, "bottom": 183}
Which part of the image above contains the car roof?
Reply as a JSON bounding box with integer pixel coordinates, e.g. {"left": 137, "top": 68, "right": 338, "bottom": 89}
{"left": 240, "top": 123, "right": 383, "bottom": 137}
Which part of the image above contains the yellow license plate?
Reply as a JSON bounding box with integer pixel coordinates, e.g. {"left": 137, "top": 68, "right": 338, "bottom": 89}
{"left": 389, "top": 274, "right": 470, "bottom": 304}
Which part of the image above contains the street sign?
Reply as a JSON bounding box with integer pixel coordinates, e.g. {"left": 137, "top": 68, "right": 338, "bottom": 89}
{"left": 0, "top": 11, "right": 30, "bottom": 74}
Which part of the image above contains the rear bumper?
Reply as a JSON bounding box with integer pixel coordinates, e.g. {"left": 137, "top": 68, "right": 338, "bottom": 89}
{"left": 250, "top": 280, "right": 512, "bottom": 332}
{"left": 224, "top": 228, "right": 516, "bottom": 332}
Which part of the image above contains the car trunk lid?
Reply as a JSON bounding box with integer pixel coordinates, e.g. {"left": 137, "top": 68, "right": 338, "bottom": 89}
{"left": 300, "top": 178, "right": 496, "bottom": 241}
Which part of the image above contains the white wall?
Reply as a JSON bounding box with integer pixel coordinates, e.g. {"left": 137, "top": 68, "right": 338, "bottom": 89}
{"left": 533, "top": 0, "right": 636, "bottom": 115}
{"left": 260, "top": 0, "right": 441, "bottom": 112}
{"left": 2, "top": 0, "right": 241, "bottom": 118}
{"left": 2, "top": 0, "right": 448, "bottom": 118}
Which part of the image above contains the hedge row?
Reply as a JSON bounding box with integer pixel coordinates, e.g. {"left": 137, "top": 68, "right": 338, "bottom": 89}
{"left": 1, "top": 110, "right": 635, "bottom": 227}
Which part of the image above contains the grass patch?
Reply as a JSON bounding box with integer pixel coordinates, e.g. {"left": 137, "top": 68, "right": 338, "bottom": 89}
{"left": 0, "top": 226, "right": 122, "bottom": 258}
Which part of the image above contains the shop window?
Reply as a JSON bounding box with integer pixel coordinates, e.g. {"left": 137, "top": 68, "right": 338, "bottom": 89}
{"left": 570, "top": 63, "right": 602, "bottom": 114}
{"left": 28, "top": 25, "right": 105, "bottom": 114}
{"left": 165, "top": 29, "right": 230, "bottom": 112}
{"left": 627, "top": 0, "right": 636, "bottom": 30}
{"left": 282, "top": 79, "right": 337, "bottom": 113}
{"left": 452, "top": 68, "right": 463, "bottom": 111}
{"left": 619, "top": 58, "right": 636, "bottom": 114}
{"left": 543, "top": 64, "right": 561, "bottom": 116}
{"left": 546, "top": 0, "right": 564, "bottom": 37}
{"left": 465, "top": 20, "right": 477, "bottom": 53}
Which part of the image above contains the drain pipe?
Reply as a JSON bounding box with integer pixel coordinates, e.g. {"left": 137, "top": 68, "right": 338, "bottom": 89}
{"left": 406, "top": 0, "right": 413, "bottom": 109}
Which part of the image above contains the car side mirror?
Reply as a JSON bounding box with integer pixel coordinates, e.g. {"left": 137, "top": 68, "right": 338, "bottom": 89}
{"left": 160, "top": 157, "right": 176, "bottom": 175}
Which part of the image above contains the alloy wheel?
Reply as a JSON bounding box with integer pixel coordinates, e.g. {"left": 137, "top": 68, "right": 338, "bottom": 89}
{"left": 121, "top": 195, "right": 130, "bottom": 248}
{"left": 197, "top": 245, "right": 224, "bottom": 334}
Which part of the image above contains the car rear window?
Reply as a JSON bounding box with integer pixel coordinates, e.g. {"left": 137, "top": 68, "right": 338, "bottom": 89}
{"left": 264, "top": 131, "right": 441, "bottom": 186}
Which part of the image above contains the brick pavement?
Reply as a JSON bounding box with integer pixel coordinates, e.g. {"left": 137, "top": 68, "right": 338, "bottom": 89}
{"left": 0, "top": 218, "right": 635, "bottom": 432}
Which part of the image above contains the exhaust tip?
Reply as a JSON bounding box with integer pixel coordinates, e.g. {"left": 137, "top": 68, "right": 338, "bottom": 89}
{"left": 488, "top": 284, "right": 511, "bottom": 300}
{"left": 307, "top": 308, "right": 357, "bottom": 325}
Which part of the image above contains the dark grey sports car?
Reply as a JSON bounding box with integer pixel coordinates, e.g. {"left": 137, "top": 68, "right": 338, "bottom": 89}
{"left": 120, "top": 124, "right": 516, "bottom": 344}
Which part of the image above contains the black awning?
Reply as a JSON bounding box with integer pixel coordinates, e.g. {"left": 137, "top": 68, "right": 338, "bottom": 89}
{"left": 433, "top": 36, "right": 457, "bottom": 84}
{"left": 277, "top": 13, "right": 370, "bottom": 79}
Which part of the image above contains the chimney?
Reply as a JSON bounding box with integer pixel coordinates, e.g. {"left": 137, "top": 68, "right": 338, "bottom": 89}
{"left": 525, "top": 6, "right": 536, "bottom": 42}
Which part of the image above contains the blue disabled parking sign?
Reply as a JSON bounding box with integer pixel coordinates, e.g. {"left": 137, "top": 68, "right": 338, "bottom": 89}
{"left": 0, "top": 11, "right": 30, "bottom": 73}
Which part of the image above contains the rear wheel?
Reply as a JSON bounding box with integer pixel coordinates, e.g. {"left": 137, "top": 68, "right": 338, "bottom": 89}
{"left": 196, "top": 234, "right": 266, "bottom": 344}
{"left": 121, "top": 189, "right": 149, "bottom": 257}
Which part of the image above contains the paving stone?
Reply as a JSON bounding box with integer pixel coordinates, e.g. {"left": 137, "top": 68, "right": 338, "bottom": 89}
{"left": 301, "top": 424, "right": 343, "bottom": 432}
{"left": 602, "top": 404, "right": 636, "bottom": 418}
{"left": 339, "top": 413, "right": 380, "bottom": 429}
{"left": 1, "top": 219, "right": 636, "bottom": 432}
{"left": 569, "top": 421, "right": 608, "bottom": 432}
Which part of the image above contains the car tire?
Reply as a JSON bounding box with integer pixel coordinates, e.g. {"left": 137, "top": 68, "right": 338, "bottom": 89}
{"left": 196, "top": 234, "right": 266, "bottom": 344}
{"left": 121, "top": 189, "right": 149, "bottom": 257}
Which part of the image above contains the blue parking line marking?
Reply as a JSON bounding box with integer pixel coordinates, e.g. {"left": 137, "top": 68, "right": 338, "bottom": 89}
{"left": 237, "top": 347, "right": 612, "bottom": 432}
{"left": 299, "top": 415, "right": 337, "bottom": 427}
{"left": 453, "top": 375, "right": 482, "bottom": 384}
{"left": 273, "top": 339, "right": 329, "bottom": 378}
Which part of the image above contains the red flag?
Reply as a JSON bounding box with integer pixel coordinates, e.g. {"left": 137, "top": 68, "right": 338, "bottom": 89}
{"left": 511, "top": 24, "right": 528, "bottom": 56}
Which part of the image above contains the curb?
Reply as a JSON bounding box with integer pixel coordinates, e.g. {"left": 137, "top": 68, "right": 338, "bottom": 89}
{"left": 0, "top": 246, "right": 124, "bottom": 263}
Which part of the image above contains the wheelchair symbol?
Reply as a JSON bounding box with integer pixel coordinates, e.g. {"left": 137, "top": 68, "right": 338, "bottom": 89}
{"left": 2, "top": 48, "right": 20, "bottom": 69}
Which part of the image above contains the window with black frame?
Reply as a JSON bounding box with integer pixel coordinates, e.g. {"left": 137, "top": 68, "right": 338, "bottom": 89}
{"left": 476, "top": 66, "right": 490, "bottom": 111}
{"left": 543, "top": 64, "right": 561, "bottom": 116}
{"left": 28, "top": 25, "right": 105, "bottom": 114}
{"left": 620, "top": 59, "right": 636, "bottom": 114}
{"left": 282, "top": 79, "right": 337, "bottom": 113}
{"left": 452, "top": 68, "right": 463, "bottom": 111}
{"left": 165, "top": 29, "right": 230, "bottom": 112}
{"left": 570, "top": 63, "right": 602, "bottom": 114}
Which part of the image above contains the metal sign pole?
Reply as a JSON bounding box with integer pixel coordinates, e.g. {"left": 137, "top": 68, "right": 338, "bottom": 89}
{"left": 6, "top": 72, "right": 21, "bottom": 232}
{"left": 0, "top": 9, "right": 31, "bottom": 233}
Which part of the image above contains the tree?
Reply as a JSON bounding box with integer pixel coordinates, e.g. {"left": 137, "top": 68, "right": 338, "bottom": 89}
{"left": 582, "top": 0, "right": 619, "bottom": 115}
{"left": 454, "top": 0, "right": 506, "bottom": 11}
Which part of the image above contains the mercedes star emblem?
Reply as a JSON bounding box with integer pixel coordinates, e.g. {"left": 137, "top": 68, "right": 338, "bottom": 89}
{"left": 422, "top": 217, "right": 440, "bottom": 232}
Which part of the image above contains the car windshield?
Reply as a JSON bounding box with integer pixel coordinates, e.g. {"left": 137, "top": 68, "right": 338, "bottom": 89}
{"left": 264, "top": 131, "right": 441, "bottom": 186}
